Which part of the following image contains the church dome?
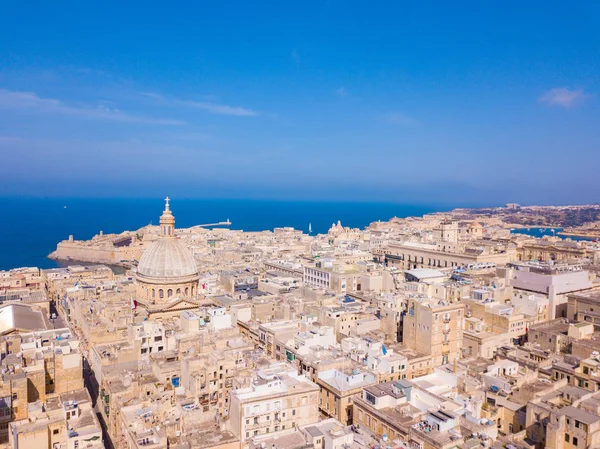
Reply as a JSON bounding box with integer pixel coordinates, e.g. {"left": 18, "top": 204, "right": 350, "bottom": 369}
{"left": 137, "top": 238, "right": 198, "bottom": 279}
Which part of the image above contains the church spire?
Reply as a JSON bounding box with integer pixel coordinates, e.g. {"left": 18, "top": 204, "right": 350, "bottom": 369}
{"left": 159, "top": 196, "right": 175, "bottom": 237}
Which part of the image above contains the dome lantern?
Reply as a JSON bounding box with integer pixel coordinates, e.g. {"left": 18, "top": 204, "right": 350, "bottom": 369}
{"left": 160, "top": 196, "right": 176, "bottom": 237}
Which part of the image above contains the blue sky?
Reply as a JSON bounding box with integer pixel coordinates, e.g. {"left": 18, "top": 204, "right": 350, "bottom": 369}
{"left": 0, "top": 1, "right": 599, "bottom": 206}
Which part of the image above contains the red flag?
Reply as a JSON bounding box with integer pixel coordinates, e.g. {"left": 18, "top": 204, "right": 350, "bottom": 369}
{"left": 131, "top": 299, "right": 138, "bottom": 310}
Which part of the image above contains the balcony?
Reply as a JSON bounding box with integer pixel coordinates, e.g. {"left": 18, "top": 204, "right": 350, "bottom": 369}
{"left": 481, "top": 403, "right": 499, "bottom": 419}
{"left": 248, "top": 406, "right": 282, "bottom": 417}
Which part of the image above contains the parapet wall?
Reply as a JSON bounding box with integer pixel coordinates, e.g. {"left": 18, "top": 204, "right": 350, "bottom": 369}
{"left": 49, "top": 241, "right": 145, "bottom": 265}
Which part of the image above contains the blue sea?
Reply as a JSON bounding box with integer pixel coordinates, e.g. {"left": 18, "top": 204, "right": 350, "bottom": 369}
{"left": 0, "top": 197, "right": 446, "bottom": 271}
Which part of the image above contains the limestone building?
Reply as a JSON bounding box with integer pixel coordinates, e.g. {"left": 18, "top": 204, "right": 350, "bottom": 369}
{"left": 402, "top": 297, "right": 464, "bottom": 367}
{"left": 229, "top": 363, "right": 319, "bottom": 446}
{"left": 136, "top": 198, "right": 200, "bottom": 303}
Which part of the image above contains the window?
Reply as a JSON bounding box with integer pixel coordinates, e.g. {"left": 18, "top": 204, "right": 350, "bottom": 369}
{"left": 573, "top": 437, "right": 578, "bottom": 446}
{"left": 584, "top": 366, "right": 590, "bottom": 375}
{"left": 159, "top": 289, "right": 164, "bottom": 298}
{"left": 565, "top": 434, "right": 570, "bottom": 443}
{"left": 53, "top": 429, "right": 59, "bottom": 435}
{"left": 168, "top": 289, "right": 173, "bottom": 297}
{"left": 365, "top": 392, "right": 376, "bottom": 405}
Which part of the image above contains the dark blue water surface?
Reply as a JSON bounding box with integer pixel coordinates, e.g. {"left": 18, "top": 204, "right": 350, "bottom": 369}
{"left": 510, "top": 227, "right": 564, "bottom": 239}
{"left": 0, "top": 197, "right": 447, "bottom": 270}
{"left": 510, "top": 227, "right": 594, "bottom": 241}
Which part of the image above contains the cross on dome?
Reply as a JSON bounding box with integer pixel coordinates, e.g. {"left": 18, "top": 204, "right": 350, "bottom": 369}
{"left": 164, "top": 196, "right": 171, "bottom": 211}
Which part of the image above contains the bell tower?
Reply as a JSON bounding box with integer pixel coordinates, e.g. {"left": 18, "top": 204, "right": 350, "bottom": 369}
{"left": 159, "top": 197, "right": 175, "bottom": 237}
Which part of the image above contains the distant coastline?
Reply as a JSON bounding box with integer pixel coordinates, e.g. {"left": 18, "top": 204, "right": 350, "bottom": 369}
{"left": 3, "top": 197, "right": 600, "bottom": 271}
{"left": 0, "top": 197, "right": 444, "bottom": 271}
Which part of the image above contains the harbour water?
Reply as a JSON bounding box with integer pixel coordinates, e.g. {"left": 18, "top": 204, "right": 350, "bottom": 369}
{"left": 510, "top": 227, "right": 564, "bottom": 239}
{"left": 0, "top": 197, "right": 446, "bottom": 271}
{"left": 510, "top": 227, "right": 594, "bottom": 242}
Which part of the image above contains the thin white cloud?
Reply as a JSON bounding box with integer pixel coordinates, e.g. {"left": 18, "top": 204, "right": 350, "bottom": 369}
{"left": 291, "top": 49, "right": 301, "bottom": 69}
{"left": 141, "top": 92, "right": 257, "bottom": 117}
{"left": 539, "top": 88, "right": 589, "bottom": 108}
{"left": 384, "top": 112, "right": 415, "bottom": 125}
{"left": 0, "top": 88, "right": 184, "bottom": 125}
{"left": 336, "top": 87, "right": 348, "bottom": 97}
{"left": 182, "top": 100, "right": 257, "bottom": 116}
{"left": 139, "top": 92, "right": 164, "bottom": 101}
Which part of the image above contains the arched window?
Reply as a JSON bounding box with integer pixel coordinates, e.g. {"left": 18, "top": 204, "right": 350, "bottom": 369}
{"left": 167, "top": 289, "right": 173, "bottom": 297}
{"left": 151, "top": 289, "right": 155, "bottom": 298}
{"left": 185, "top": 287, "right": 189, "bottom": 295}
{"left": 159, "top": 289, "right": 164, "bottom": 299}
{"left": 176, "top": 288, "right": 181, "bottom": 294}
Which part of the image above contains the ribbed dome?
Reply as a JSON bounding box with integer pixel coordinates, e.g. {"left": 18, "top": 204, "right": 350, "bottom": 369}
{"left": 137, "top": 238, "right": 198, "bottom": 279}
